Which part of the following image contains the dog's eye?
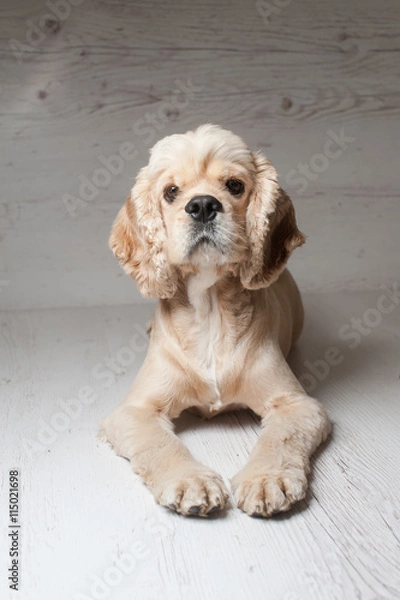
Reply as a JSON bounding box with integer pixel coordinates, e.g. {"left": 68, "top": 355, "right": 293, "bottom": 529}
{"left": 225, "top": 179, "right": 244, "bottom": 196}
{"left": 163, "top": 185, "right": 179, "bottom": 203}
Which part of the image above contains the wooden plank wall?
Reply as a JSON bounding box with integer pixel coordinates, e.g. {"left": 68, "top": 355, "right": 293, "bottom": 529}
{"left": 0, "top": 0, "right": 399, "bottom": 309}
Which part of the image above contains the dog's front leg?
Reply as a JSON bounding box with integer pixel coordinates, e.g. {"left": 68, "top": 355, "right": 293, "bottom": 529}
{"left": 231, "top": 357, "right": 331, "bottom": 517}
{"left": 101, "top": 402, "right": 229, "bottom": 517}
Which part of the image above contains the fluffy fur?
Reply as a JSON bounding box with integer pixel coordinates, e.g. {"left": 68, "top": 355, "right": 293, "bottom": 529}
{"left": 100, "top": 124, "right": 330, "bottom": 517}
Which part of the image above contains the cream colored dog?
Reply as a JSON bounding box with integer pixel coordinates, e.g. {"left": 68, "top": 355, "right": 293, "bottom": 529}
{"left": 100, "top": 124, "right": 330, "bottom": 518}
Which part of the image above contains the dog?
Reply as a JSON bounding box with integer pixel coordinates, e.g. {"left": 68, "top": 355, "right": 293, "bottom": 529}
{"left": 100, "top": 124, "right": 330, "bottom": 518}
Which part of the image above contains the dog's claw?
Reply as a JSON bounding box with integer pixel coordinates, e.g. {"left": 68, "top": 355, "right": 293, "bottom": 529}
{"left": 188, "top": 505, "right": 201, "bottom": 515}
{"left": 207, "top": 505, "right": 221, "bottom": 515}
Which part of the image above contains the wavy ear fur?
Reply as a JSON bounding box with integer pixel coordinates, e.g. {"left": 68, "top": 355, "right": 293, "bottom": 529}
{"left": 109, "top": 168, "right": 177, "bottom": 299}
{"left": 240, "top": 153, "right": 305, "bottom": 290}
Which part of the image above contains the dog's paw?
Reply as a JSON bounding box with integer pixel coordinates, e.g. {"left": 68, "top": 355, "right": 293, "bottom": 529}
{"left": 231, "top": 463, "right": 308, "bottom": 517}
{"left": 155, "top": 467, "right": 230, "bottom": 517}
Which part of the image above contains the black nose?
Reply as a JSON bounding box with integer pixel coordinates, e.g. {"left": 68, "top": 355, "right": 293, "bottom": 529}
{"left": 185, "top": 195, "right": 223, "bottom": 223}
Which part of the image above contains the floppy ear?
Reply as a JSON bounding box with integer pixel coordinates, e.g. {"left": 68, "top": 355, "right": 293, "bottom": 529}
{"left": 109, "top": 167, "right": 177, "bottom": 299}
{"left": 240, "top": 152, "right": 305, "bottom": 290}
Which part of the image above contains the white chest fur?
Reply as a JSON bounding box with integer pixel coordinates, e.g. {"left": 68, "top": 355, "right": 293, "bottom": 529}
{"left": 187, "top": 268, "right": 223, "bottom": 410}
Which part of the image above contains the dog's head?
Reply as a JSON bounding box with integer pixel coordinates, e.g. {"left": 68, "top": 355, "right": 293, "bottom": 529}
{"left": 109, "top": 124, "right": 305, "bottom": 298}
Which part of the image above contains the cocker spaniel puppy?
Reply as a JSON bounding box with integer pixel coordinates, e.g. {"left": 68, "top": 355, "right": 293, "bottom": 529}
{"left": 100, "top": 124, "right": 330, "bottom": 518}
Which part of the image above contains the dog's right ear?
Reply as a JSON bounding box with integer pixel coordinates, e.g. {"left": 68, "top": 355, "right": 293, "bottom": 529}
{"left": 109, "top": 167, "right": 177, "bottom": 299}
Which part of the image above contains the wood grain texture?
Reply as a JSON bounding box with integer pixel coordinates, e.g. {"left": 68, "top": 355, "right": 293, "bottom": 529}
{"left": 0, "top": 2, "right": 399, "bottom": 597}
{"left": 0, "top": 294, "right": 399, "bottom": 600}
{"left": 0, "top": 0, "right": 399, "bottom": 309}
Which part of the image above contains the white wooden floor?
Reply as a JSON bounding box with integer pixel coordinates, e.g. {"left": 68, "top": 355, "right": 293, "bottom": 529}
{"left": 1, "top": 294, "right": 399, "bottom": 599}
{"left": 1, "top": 0, "right": 400, "bottom": 598}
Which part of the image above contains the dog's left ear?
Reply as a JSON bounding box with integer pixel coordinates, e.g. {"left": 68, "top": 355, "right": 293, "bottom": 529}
{"left": 240, "top": 152, "right": 305, "bottom": 290}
